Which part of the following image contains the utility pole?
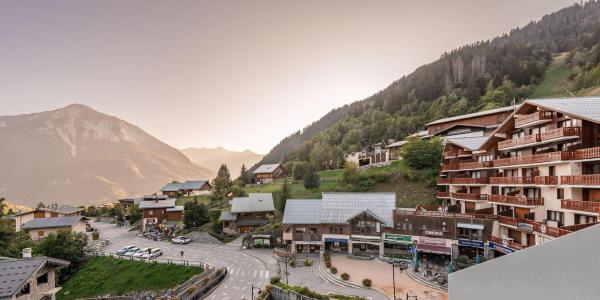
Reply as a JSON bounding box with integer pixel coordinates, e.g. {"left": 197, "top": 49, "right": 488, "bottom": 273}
{"left": 251, "top": 284, "right": 254, "bottom": 300}
{"left": 392, "top": 263, "right": 397, "bottom": 300}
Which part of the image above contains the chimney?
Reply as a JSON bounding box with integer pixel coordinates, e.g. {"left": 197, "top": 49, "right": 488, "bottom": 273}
{"left": 22, "top": 248, "right": 32, "bottom": 259}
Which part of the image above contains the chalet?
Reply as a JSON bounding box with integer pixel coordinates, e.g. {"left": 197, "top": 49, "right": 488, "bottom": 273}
{"left": 220, "top": 193, "right": 275, "bottom": 233}
{"left": 138, "top": 195, "right": 183, "bottom": 233}
{"left": 252, "top": 164, "right": 285, "bottom": 183}
{"left": 426, "top": 105, "right": 516, "bottom": 138}
{"left": 282, "top": 193, "right": 395, "bottom": 255}
{"left": 117, "top": 197, "right": 141, "bottom": 209}
{"left": 21, "top": 216, "right": 88, "bottom": 241}
{"left": 160, "top": 180, "right": 212, "bottom": 197}
{"left": 386, "top": 140, "right": 408, "bottom": 160}
{"left": 0, "top": 253, "right": 70, "bottom": 300}
{"left": 14, "top": 205, "right": 84, "bottom": 232}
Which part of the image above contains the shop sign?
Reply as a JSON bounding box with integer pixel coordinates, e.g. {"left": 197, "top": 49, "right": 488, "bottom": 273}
{"left": 384, "top": 233, "right": 412, "bottom": 242}
{"left": 324, "top": 238, "right": 348, "bottom": 244}
{"left": 424, "top": 230, "right": 444, "bottom": 237}
{"left": 517, "top": 222, "right": 534, "bottom": 233}
{"left": 419, "top": 237, "right": 447, "bottom": 247}
{"left": 487, "top": 241, "right": 516, "bottom": 254}
{"left": 458, "top": 238, "right": 484, "bottom": 248}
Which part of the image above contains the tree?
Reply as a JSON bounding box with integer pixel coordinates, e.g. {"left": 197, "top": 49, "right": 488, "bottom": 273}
{"left": 183, "top": 198, "right": 209, "bottom": 229}
{"left": 292, "top": 161, "right": 309, "bottom": 180}
{"left": 212, "top": 164, "right": 233, "bottom": 200}
{"left": 127, "top": 205, "right": 142, "bottom": 224}
{"left": 0, "top": 217, "right": 33, "bottom": 258}
{"left": 37, "top": 230, "right": 88, "bottom": 282}
{"left": 217, "top": 164, "right": 232, "bottom": 186}
{"left": 341, "top": 162, "right": 360, "bottom": 186}
{"left": 238, "top": 164, "right": 250, "bottom": 185}
{"left": 401, "top": 137, "right": 443, "bottom": 170}
{"left": 277, "top": 178, "right": 291, "bottom": 212}
{"left": 303, "top": 165, "right": 320, "bottom": 190}
{"left": 0, "top": 198, "right": 5, "bottom": 217}
{"left": 36, "top": 202, "right": 46, "bottom": 209}
{"left": 230, "top": 185, "right": 248, "bottom": 197}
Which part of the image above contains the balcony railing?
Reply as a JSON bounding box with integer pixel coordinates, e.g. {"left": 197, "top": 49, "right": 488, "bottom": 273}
{"left": 533, "top": 176, "right": 558, "bottom": 185}
{"left": 493, "top": 151, "right": 572, "bottom": 167}
{"left": 451, "top": 177, "right": 490, "bottom": 185}
{"left": 487, "top": 194, "right": 544, "bottom": 206}
{"left": 292, "top": 232, "right": 322, "bottom": 242}
{"left": 497, "top": 127, "right": 580, "bottom": 151}
{"left": 437, "top": 178, "right": 450, "bottom": 185}
{"left": 451, "top": 192, "right": 487, "bottom": 201}
{"left": 490, "top": 176, "right": 535, "bottom": 185}
{"left": 436, "top": 191, "right": 451, "bottom": 198}
{"left": 573, "top": 146, "right": 600, "bottom": 160}
{"left": 489, "top": 235, "right": 525, "bottom": 250}
{"left": 497, "top": 216, "right": 571, "bottom": 237}
{"left": 515, "top": 111, "right": 553, "bottom": 127}
{"left": 560, "top": 199, "right": 600, "bottom": 213}
{"left": 498, "top": 134, "right": 540, "bottom": 150}
{"left": 442, "top": 161, "right": 492, "bottom": 171}
{"left": 561, "top": 174, "right": 600, "bottom": 186}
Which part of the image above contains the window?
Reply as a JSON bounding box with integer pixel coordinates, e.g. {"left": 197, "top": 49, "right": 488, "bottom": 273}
{"left": 557, "top": 188, "right": 564, "bottom": 200}
{"left": 549, "top": 166, "right": 556, "bottom": 177}
{"left": 329, "top": 227, "right": 343, "bottom": 234}
{"left": 471, "top": 171, "right": 481, "bottom": 179}
{"left": 148, "top": 210, "right": 153, "bottom": 216}
{"left": 479, "top": 154, "right": 493, "bottom": 162}
{"left": 16, "top": 283, "right": 30, "bottom": 297}
{"left": 546, "top": 210, "right": 564, "bottom": 227}
{"left": 37, "top": 231, "right": 44, "bottom": 238}
{"left": 37, "top": 273, "right": 49, "bottom": 285}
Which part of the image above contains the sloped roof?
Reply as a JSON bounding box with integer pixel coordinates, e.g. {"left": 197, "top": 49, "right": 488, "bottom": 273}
{"left": 160, "top": 182, "right": 182, "bottom": 192}
{"left": 22, "top": 216, "right": 87, "bottom": 230}
{"left": 426, "top": 105, "right": 516, "bottom": 126}
{"left": 138, "top": 198, "right": 176, "bottom": 209}
{"left": 445, "top": 136, "right": 489, "bottom": 151}
{"left": 282, "top": 200, "right": 322, "bottom": 224}
{"left": 166, "top": 206, "right": 184, "bottom": 212}
{"left": 231, "top": 193, "right": 275, "bottom": 213}
{"left": 319, "top": 193, "right": 396, "bottom": 226}
{"left": 525, "top": 97, "right": 600, "bottom": 123}
{"left": 180, "top": 180, "right": 210, "bottom": 190}
{"left": 253, "top": 164, "right": 282, "bottom": 174}
{"left": 386, "top": 141, "right": 408, "bottom": 148}
{"left": 0, "top": 257, "right": 69, "bottom": 298}
{"left": 219, "top": 211, "right": 237, "bottom": 221}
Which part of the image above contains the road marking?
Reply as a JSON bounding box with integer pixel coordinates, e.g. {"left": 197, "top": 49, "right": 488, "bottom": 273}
{"left": 259, "top": 270, "right": 264, "bottom": 278}
{"left": 253, "top": 270, "right": 257, "bottom": 277}
{"left": 265, "top": 271, "right": 269, "bottom": 278}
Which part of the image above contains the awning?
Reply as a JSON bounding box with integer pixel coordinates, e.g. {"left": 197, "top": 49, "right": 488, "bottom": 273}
{"left": 416, "top": 243, "right": 451, "bottom": 255}
{"left": 457, "top": 223, "right": 484, "bottom": 230}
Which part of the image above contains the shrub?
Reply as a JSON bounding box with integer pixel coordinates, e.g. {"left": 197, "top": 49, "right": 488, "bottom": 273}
{"left": 270, "top": 276, "right": 281, "bottom": 284}
{"left": 457, "top": 255, "right": 469, "bottom": 264}
{"left": 325, "top": 262, "right": 332, "bottom": 268}
{"left": 304, "top": 259, "right": 313, "bottom": 267}
{"left": 330, "top": 267, "right": 337, "bottom": 274}
{"left": 289, "top": 259, "right": 296, "bottom": 267}
{"left": 91, "top": 231, "right": 100, "bottom": 241}
{"left": 341, "top": 273, "right": 349, "bottom": 280}
{"left": 362, "top": 278, "right": 372, "bottom": 287}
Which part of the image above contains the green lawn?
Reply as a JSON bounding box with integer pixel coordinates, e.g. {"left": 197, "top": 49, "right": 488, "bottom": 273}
{"left": 58, "top": 256, "right": 202, "bottom": 300}
{"left": 530, "top": 53, "right": 572, "bottom": 98}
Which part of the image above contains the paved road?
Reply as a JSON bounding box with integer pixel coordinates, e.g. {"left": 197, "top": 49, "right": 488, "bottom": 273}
{"left": 95, "top": 222, "right": 277, "bottom": 300}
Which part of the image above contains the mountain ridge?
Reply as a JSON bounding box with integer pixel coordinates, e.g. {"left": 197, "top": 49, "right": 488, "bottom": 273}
{"left": 181, "top": 147, "right": 263, "bottom": 177}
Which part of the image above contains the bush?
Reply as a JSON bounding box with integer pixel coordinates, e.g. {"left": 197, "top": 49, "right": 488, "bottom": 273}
{"left": 270, "top": 276, "right": 281, "bottom": 284}
{"left": 289, "top": 259, "right": 296, "bottom": 267}
{"left": 91, "top": 231, "right": 100, "bottom": 241}
{"left": 304, "top": 259, "right": 313, "bottom": 267}
{"left": 457, "top": 255, "right": 469, "bottom": 264}
{"left": 330, "top": 267, "right": 337, "bottom": 274}
{"left": 341, "top": 273, "right": 349, "bottom": 280}
{"left": 362, "top": 278, "right": 372, "bottom": 287}
{"left": 325, "top": 262, "right": 332, "bottom": 268}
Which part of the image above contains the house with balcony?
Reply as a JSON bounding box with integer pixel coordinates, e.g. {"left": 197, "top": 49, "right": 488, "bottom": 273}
{"left": 0, "top": 254, "right": 70, "bottom": 300}
{"left": 426, "top": 105, "right": 516, "bottom": 138}
{"left": 219, "top": 193, "right": 275, "bottom": 233}
{"left": 253, "top": 164, "right": 285, "bottom": 183}
{"left": 138, "top": 195, "right": 183, "bottom": 233}
{"left": 13, "top": 205, "right": 84, "bottom": 232}
{"left": 160, "top": 180, "right": 212, "bottom": 197}
{"left": 282, "top": 192, "right": 396, "bottom": 256}
{"left": 436, "top": 97, "right": 600, "bottom": 252}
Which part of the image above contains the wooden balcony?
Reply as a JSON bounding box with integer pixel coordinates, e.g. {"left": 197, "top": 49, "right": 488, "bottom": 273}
{"left": 443, "top": 151, "right": 457, "bottom": 158}
{"left": 292, "top": 232, "right": 322, "bottom": 242}
{"left": 441, "top": 161, "right": 492, "bottom": 171}
{"left": 561, "top": 174, "right": 600, "bottom": 186}
{"left": 515, "top": 111, "right": 553, "bottom": 128}
{"left": 487, "top": 194, "right": 544, "bottom": 206}
{"left": 498, "top": 134, "right": 540, "bottom": 150}
{"left": 437, "top": 177, "right": 450, "bottom": 185}
{"left": 451, "top": 192, "right": 487, "bottom": 201}
{"left": 489, "top": 235, "right": 525, "bottom": 250}
{"left": 497, "top": 215, "right": 571, "bottom": 237}
{"left": 560, "top": 199, "right": 600, "bottom": 213}
{"left": 436, "top": 191, "right": 451, "bottom": 198}
{"left": 497, "top": 127, "right": 580, "bottom": 151}
{"left": 493, "top": 151, "right": 572, "bottom": 167}
{"left": 572, "top": 146, "right": 600, "bottom": 160}
{"left": 533, "top": 176, "right": 558, "bottom": 185}
{"left": 490, "top": 176, "right": 535, "bottom": 185}
{"left": 451, "top": 177, "right": 490, "bottom": 185}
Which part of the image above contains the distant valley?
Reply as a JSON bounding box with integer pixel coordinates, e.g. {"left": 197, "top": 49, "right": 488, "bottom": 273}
{"left": 181, "top": 147, "right": 263, "bottom": 177}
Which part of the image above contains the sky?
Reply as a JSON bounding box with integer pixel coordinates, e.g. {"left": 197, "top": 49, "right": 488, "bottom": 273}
{"left": 0, "top": 0, "right": 580, "bottom": 153}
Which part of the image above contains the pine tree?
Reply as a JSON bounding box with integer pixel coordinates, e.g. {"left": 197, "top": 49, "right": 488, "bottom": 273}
{"left": 303, "top": 165, "right": 320, "bottom": 190}
{"left": 239, "top": 164, "right": 249, "bottom": 185}
{"left": 279, "top": 178, "right": 291, "bottom": 212}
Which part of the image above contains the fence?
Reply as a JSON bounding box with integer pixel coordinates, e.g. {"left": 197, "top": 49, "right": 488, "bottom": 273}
{"left": 164, "top": 268, "right": 227, "bottom": 300}
{"left": 267, "top": 285, "right": 319, "bottom": 300}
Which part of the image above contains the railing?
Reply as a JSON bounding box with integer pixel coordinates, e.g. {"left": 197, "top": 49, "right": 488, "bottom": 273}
{"left": 444, "top": 150, "right": 471, "bottom": 158}
{"left": 573, "top": 146, "right": 600, "bottom": 160}
{"left": 496, "top": 216, "right": 571, "bottom": 237}
{"left": 539, "top": 127, "right": 580, "bottom": 141}
{"left": 489, "top": 236, "right": 525, "bottom": 250}
{"left": 533, "top": 176, "right": 558, "bottom": 185}
{"left": 487, "top": 194, "right": 544, "bottom": 206}
{"left": 451, "top": 192, "right": 487, "bottom": 201}
{"left": 436, "top": 191, "right": 451, "bottom": 198}
{"left": 493, "top": 151, "right": 572, "bottom": 167}
{"left": 93, "top": 252, "right": 213, "bottom": 270}
{"left": 561, "top": 222, "right": 599, "bottom": 232}
{"left": 498, "top": 134, "right": 540, "bottom": 150}
{"left": 560, "top": 199, "right": 600, "bottom": 213}
{"left": 561, "top": 174, "right": 600, "bottom": 186}
{"left": 442, "top": 161, "right": 492, "bottom": 171}
{"left": 490, "top": 176, "right": 535, "bottom": 185}
{"left": 515, "top": 111, "right": 553, "bottom": 127}
{"left": 292, "top": 232, "right": 322, "bottom": 242}
{"left": 451, "top": 177, "right": 489, "bottom": 184}
{"left": 395, "top": 210, "right": 497, "bottom": 220}
{"left": 437, "top": 178, "right": 451, "bottom": 184}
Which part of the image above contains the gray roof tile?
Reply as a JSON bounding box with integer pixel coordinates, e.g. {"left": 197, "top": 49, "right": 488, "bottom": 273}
{"left": 138, "top": 198, "right": 176, "bottom": 209}
{"left": 253, "top": 164, "right": 282, "bottom": 174}
{"left": 231, "top": 193, "right": 275, "bottom": 213}
{"left": 282, "top": 200, "right": 322, "bottom": 224}
{"left": 0, "top": 257, "right": 69, "bottom": 298}
{"left": 445, "top": 136, "right": 489, "bottom": 151}
{"left": 180, "top": 180, "right": 209, "bottom": 190}
{"left": 427, "top": 105, "right": 516, "bottom": 126}
{"left": 526, "top": 97, "right": 600, "bottom": 123}
{"left": 21, "top": 216, "right": 87, "bottom": 230}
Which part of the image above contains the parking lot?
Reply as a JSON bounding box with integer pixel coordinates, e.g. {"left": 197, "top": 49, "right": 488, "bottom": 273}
{"left": 95, "top": 221, "right": 277, "bottom": 300}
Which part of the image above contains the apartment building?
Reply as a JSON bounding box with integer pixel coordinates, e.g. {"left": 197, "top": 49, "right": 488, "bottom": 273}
{"left": 437, "top": 97, "right": 600, "bottom": 252}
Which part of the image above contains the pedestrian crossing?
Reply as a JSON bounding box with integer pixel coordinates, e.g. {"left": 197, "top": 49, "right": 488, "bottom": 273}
{"left": 226, "top": 267, "right": 270, "bottom": 279}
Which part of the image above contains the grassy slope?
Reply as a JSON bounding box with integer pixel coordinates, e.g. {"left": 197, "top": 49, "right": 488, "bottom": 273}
{"left": 530, "top": 53, "right": 571, "bottom": 98}
{"left": 58, "top": 256, "right": 202, "bottom": 300}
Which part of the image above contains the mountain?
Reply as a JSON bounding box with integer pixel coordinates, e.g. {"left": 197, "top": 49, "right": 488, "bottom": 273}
{"left": 181, "top": 147, "right": 263, "bottom": 177}
{"left": 254, "top": 1, "right": 600, "bottom": 170}
{"left": 0, "top": 104, "right": 212, "bottom": 207}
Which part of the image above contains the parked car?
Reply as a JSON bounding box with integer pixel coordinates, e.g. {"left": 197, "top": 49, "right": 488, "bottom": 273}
{"left": 141, "top": 248, "right": 163, "bottom": 259}
{"left": 122, "top": 247, "right": 140, "bottom": 256}
{"left": 172, "top": 236, "right": 192, "bottom": 244}
{"left": 116, "top": 245, "right": 136, "bottom": 256}
{"left": 132, "top": 247, "right": 152, "bottom": 258}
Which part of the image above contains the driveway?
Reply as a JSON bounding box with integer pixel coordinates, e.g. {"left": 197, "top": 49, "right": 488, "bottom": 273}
{"left": 95, "top": 222, "right": 277, "bottom": 300}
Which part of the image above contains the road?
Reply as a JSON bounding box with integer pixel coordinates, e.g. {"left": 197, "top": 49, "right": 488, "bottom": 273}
{"left": 95, "top": 222, "right": 277, "bottom": 300}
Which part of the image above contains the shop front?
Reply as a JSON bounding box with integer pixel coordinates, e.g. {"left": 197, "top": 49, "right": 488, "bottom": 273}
{"left": 416, "top": 237, "right": 452, "bottom": 266}
{"left": 382, "top": 233, "right": 414, "bottom": 260}
{"left": 294, "top": 241, "right": 322, "bottom": 253}
{"left": 457, "top": 238, "right": 485, "bottom": 260}
{"left": 487, "top": 240, "right": 517, "bottom": 257}
{"left": 350, "top": 235, "right": 381, "bottom": 256}
{"left": 324, "top": 237, "right": 349, "bottom": 253}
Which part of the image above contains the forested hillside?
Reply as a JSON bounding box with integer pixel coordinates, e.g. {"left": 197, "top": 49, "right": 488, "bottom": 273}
{"left": 254, "top": 1, "right": 600, "bottom": 171}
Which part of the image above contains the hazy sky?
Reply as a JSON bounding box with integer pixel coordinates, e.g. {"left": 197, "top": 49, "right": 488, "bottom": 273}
{"left": 0, "top": 0, "right": 580, "bottom": 153}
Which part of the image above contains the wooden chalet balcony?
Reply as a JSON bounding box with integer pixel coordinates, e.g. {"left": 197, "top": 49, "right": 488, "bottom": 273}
{"left": 560, "top": 199, "right": 600, "bottom": 213}
{"left": 443, "top": 149, "right": 471, "bottom": 158}
{"left": 493, "top": 151, "right": 572, "bottom": 167}
{"left": 437, "top": 177, "right": 450, "bottom": 185}
{"left": 497, "top": 215, "right": 571, "bottom": 237}
{"left": 443, "top": 151, "right": 457, "bottom": 158}
{"left": 572, "top": 146, "right": 600, "bottom": 160}
{"left": 489, "top": 176, "right": 557, "bottom": 185}
{"left": 497, "top": 127, "right": 580, "bottom": 151}
{"left": 489, "top": 236, "right": 525, "bottom": 250}
{"left": 533, "top": 176, "right": 559, "bottom": 185}
{"left": 451, "top": 192, "right": 487, "bottom": 201}
{"left": 292, "top": 232, "right": 322, "bottom": 242}
{"left": 451, "top": 177, "right": 490, "bottom": 185}
{"left": 441, "top": 161, "right": 492, "bottom": 171}
{"left": 515, "top": 111, "right": 553, "bottom": 127}
{"left": 436, "top": 191, "right": 451, "bottom": 198}
{"left": 561, "top": 174, "right": 600, "bottom": 186}
{"left": 487, "top": 194, "right": 544, "bottom": 206}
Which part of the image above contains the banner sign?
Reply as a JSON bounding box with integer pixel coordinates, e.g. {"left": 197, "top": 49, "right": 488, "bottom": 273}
{"left": 487, "top": 241, "right": 516, "bottom": 254}
{"left": 384, "top": 233, "right": 412, "bottom": 242}
{"left": 458, "top": 239, "right": 485, "bottom": 248}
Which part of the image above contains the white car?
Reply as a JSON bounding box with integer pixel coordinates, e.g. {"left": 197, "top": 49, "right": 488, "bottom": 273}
{"left": 141, "top": 248, "right": 163, "bottom": 259}
{"left": 132, "top": 248, "right": 152, "bottom": 258}
{"left": 122, "top": 247, "right": 140, "bottom": 256}
{"left": 116, "top": 245, "right": 136, "bottom": 256}
{"left": 171, "top": 236, "right": 192, "bottom": 244}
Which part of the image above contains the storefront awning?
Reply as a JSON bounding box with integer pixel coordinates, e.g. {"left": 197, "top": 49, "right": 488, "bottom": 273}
{"left": 416, "top": 243, "right": 451, "bottom": 255}
{"left": 457, "top": 223, "right": 484, "bottom": 230}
